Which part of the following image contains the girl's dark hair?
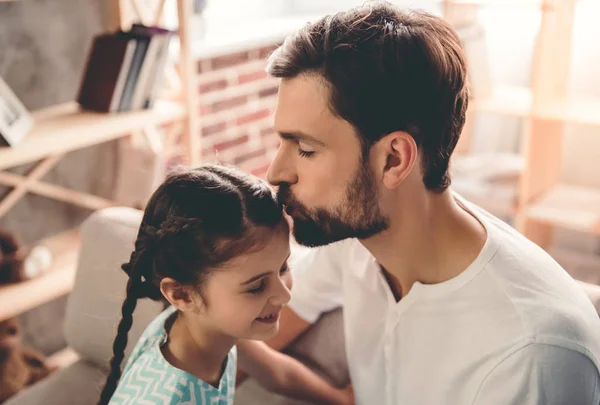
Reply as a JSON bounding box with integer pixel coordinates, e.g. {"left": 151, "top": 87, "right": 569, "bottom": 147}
{"left": 97, "top": 164, "right": 284, "bottom": 405}
{"left": 266, "top": 2, "right": 468, "bottom": 192}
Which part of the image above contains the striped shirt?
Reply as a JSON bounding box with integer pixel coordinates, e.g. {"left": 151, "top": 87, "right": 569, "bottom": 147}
{"left": 109, "top": 306, "right": 237, "bottom": 405}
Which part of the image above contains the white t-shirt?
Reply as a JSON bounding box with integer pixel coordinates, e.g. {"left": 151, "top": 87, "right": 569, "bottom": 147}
{"left": 288, "top": 197, "right": 600, "bottom": 405}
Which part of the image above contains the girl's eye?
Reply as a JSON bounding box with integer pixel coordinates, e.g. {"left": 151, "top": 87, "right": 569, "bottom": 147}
{"left": 280, "top": 265, "right": 289, "bottom": 274}
{"left": 247, "top": 280, "right": 267, "bottom": 295}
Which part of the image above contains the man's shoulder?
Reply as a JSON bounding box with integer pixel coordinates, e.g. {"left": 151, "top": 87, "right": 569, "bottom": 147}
{"left": 479, "top": 231, "right": 600, "bottom": 368}
{"left": 458, "top": 199, "right": 600, "bottom": 364}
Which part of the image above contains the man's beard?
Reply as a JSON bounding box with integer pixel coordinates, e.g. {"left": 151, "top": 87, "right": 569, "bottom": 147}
{"left": 277, "top": 164, "right": 389, "bottom": 247}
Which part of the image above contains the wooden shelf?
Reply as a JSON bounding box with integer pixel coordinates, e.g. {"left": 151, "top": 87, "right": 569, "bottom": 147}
{"left": 453, "top": 177, "right": 519, "bottom": 217}
{"left": 471, "top": 85, "right": 532, "bottom": 117}
{"left": 451, "top": 152, "right": 522, "bottom": 217}
{"left": 0, "top": 229, "right": 80, "bottom": 322}
{"left": 0, "top": 100, "right": 186, "bottom": 170}
{"left": 471, "top": 86, "right": 600, "bottom": 128}
{"left": 47, "top": 346, "right": 79, "bottom": 370}
{"left": 536, "top": 96, "right": 600, "bottom": 127}
{"left": 451, "top": 152, "right": 524, "bottom": 182}
{"left": 447, "top": 0, "right": 544, "bottom": 6}
{"left": 526, "top": 184, "right": 600, "bottom": 234}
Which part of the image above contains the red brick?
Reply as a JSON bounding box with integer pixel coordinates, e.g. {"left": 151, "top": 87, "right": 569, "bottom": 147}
{"left": 214, "top": 134, "right": 249, "bottom": 151}
{"left": 260, "top": 127, "right": 276, "bottom": 137}
{"left": 201, "top": 146, "right": 219, "bottom": 159}
{"left": 202, "top": 122, "right": 227, "bottom": 137}
{"left": 199, "top": 79, "right": 228, "bottom": 94}
{"left": 233, "top": 147, "right": 267, "bottom": 165}
{"left": 258, "top": 86, "right": 278, "bottom": 98}
{"left": 174, "top": 131, "right": 184, "bottom": 145}
{"left": 259, "top": 45, "right": 280, "bottom": 59}
{"left": 212, "top": 95, "right": 248, "bottom": 113}
{"left": 212, "top": 51, "right": 250, "bottom": 70}
{"left": 166, "top": 154, "right": 186, "bottom": 170}
{"left": 197, "top": 59, "right": 212, "bottom": 73}
{"left": 251, "top": 165, "right": 270, "bottom": 178}
{"left": 199, "top": 104, "right": 212, "bottom": 115}
{"left": 236, "top": 109, "right": 271, "bottom": 126}
{"left": 238, "top": 69, "right": 268, "bottom": 84}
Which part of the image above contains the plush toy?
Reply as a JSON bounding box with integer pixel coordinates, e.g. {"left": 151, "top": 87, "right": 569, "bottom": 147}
{"left": 0, "top": 228, "right": 53, "bottom": 284}
{"left": 0, "top": 229, "right": 55, "bottom": 403}
{"left": 0, "top": 318, "right": 55, "bottom": 403}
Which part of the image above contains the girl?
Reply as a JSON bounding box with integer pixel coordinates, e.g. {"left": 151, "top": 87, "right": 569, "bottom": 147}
{"left": 97, "top": 164, "right": 353, "bottom": 405}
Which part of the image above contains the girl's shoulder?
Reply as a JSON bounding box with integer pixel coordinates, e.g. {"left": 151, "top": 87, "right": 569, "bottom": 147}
{"left": 120, "top": 306, "right": 177, "bottom": 375}
{"left": 111, "top": 345, "right": 238, "bottom": 405}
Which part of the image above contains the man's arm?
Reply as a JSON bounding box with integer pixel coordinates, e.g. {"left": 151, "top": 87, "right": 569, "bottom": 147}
{"left": 473, "top": 343, "right": 600, "bottom": 405}
{"left": 237, "top": 339, "right": 353, "bottom": 405}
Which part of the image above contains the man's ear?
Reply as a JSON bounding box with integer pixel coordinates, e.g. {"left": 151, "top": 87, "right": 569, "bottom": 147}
{"left": 160, "top": 278, "right": 204, "bottom": 313}
{"left": 372, "top": 131, "right": 418, "bottom": 189}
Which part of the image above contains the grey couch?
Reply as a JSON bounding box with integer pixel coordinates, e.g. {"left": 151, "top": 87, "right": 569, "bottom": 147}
{"left": 6, "top": 207, "right": 600, "bottom": 405}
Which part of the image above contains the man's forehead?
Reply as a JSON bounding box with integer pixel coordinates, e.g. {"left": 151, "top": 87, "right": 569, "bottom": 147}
{"left": 275, "top": 76, "right": 337, "bottom": 133}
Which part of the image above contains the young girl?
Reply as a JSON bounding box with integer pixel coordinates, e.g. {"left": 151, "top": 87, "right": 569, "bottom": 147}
{"left": 97, "top": 164, "right": 353, "bottom": 405}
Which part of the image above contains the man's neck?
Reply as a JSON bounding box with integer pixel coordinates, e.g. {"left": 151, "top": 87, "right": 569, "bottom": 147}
{"left": 360, "top": 189, "right": 487, "bottom": 300}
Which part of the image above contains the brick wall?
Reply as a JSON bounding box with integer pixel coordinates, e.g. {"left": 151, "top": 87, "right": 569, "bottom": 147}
{"left": 192, "top": 44, "right": 282, "bottom": 178}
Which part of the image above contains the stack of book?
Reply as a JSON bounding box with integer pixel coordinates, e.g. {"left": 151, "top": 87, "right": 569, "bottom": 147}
{"left": 77, "top": 24, "right": 174, "bottom": 113}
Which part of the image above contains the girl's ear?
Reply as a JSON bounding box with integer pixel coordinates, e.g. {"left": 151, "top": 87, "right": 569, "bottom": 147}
{"left": 160, "top": 278, "right": 204, "bottom": 313}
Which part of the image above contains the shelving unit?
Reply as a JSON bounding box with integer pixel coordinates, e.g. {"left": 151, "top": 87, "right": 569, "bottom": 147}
{"left": 442, "top": 0, "right": 531, "bottom": 217}
{"left": 0, "top": 101, "right": 186, "bottom": 171}
{"left": 444, "top": 0, "right": 600, "bottom": 246}
{"left": 0, "top": 0, "right": 199, "bottom": 370}
{"left": 513, "top": 0, "right": 598, "bottom": 248}
{"left": 0, "top": 229, "right": 80, "bottom": 321}
{"left": 525, "top": 184, "right": 600, "bottom": 234}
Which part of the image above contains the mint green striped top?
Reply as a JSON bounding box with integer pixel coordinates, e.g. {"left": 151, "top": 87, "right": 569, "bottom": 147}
{"left": 109, "top": 306, "right": 237, "bottom": 405}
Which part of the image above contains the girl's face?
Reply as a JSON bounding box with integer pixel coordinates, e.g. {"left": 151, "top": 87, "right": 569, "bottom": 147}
{"left": 200, "top": 224, "right": 293, "bottom": 341}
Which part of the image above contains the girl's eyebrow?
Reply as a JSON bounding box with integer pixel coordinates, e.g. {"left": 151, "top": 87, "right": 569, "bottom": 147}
{"left": 242, "top": 272, "right": 270, "bottom": 285}
{"left": 240, "top": 253, "right": 291, "bottom": 285}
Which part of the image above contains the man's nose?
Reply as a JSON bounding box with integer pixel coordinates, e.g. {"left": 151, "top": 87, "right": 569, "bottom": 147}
{"left": 267, "top": 144, "right": 298, "bottom": 186}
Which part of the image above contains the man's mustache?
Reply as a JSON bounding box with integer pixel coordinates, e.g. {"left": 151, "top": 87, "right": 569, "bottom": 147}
{"left": 276, "top": 184, "right": 293, "bottom": 207}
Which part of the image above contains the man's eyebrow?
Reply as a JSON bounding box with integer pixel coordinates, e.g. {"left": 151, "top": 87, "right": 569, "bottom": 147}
{"left": 278, "top": 131, "right": 327, "bottom": 147}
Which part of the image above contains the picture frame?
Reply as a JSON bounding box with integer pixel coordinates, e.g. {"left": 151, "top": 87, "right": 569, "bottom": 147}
{"left": 0, "top": 75, "right": 33, "bottom": 147}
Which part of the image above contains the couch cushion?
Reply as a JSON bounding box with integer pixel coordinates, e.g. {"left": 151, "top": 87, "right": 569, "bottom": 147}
{"left": 4, "top": 360, "right": 107, "bottom": 405}
{"left": 64, "top": 207, "right": 163, "bottom": 369}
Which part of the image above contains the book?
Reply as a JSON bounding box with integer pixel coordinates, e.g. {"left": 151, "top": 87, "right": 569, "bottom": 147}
{"left": 116, "top": 31, "right": 152, "bottom": 112}
{"left": 77, "top": 25, "right": 174, "bottom": 113}
{"left": 130, "top": 35, "right": 163, "bottom": 110}
{"left": 77, "top": 34, "right": 136, "bottom": 112}
{"left": 130, "top": 24, "right": 174, "bottom": 109}
{"left": 145, "top": 34, "right": 172, "bottom": 109}
{"left": 129, "top": 24, "right": 174, "bottom": 110}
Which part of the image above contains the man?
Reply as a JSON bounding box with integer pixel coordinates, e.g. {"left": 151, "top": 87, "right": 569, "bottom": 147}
{"left": 261, "top": 2, "right": 600, "bottom": 404}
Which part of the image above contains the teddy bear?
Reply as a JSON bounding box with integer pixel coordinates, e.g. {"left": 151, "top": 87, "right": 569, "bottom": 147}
{"left": 0, "top": 228, "right": 55, "bottom": 403}
{"left": 0, "top": 317, "right": 55, "bottom": 403}
{"left": 0, "top": 228, "right": 53, "bottom": 284}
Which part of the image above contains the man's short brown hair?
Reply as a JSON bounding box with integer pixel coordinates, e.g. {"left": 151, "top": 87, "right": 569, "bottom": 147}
{"left": 267, "top": 2, "right": 469, "bottom": 192}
